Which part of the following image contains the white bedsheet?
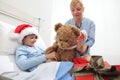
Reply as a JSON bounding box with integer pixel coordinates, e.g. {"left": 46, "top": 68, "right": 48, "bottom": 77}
{"left": 0, "top": 62, "right": 60, "bottom": 80}
{"left": 0, "top": 54, "right": 74, "bottom": 80}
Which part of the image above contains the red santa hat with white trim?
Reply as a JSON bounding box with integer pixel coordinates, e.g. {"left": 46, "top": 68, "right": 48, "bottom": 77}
{"left": 11, "top": 24, "right": 39, "bottom": 43}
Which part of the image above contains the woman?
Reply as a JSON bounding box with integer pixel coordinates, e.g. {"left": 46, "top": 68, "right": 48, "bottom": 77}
{"left": 65, "top": 0, "right": 95, "bottom": 56}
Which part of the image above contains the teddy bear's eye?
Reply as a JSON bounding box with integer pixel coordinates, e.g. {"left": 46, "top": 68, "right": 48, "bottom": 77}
{"left": 59, "top": 39, "right": 62, "bottom": 41}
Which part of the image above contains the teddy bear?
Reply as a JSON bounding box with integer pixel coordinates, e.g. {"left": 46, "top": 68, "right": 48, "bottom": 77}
{"left": 46, "top": 23, "right": 87, "bottom": 62}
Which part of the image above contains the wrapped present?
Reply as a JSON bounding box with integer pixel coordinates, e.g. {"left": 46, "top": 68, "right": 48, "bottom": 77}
{"left": 73, "top": 55, "right": 120, "bottom": 80}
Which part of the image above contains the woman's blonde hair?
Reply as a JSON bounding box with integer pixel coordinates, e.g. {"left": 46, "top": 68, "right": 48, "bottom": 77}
{"left": 70, "top": 0, "right": 83, "bottom": 9}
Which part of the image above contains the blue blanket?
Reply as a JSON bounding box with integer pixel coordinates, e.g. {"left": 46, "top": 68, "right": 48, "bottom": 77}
{"left": 56, "top": 62, "right": 74, "bottom": 80}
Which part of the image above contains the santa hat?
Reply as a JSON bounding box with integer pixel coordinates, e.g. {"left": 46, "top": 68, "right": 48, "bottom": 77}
{"left": 11, "top": 24, "right": 39, "bottom": 43}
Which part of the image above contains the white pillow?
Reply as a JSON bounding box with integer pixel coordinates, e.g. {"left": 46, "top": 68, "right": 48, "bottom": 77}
{"left": 35, "top": 36, "right": 47, "bottom": 50}
{"left": 0, "top": 22, "right": 19, "bottom": 54}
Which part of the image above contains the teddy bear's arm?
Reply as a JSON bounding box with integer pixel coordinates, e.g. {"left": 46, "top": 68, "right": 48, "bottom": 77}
{"left": 46, "top": 47, "right": 54, "bottom": 54}
{"left": 46, "top": 42, "right": 58, "bottom": 54}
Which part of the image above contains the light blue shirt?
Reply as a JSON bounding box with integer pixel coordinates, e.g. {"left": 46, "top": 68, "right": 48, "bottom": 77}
{"left": 15, "top": 45, "right": 46, "bottom": 72}
{"left": 65, "top": 17, "right": 95, "bottom": 56}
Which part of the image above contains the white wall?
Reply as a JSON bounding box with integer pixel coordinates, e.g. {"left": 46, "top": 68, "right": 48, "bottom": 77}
{"left": 83, "top": 0, "right": 120, "bottom": 64}
{"left": 50, "top": 0, "right": 72, "bottom": 44}
{"left": 1, "top": 0, "right": 120, "bottom": 64}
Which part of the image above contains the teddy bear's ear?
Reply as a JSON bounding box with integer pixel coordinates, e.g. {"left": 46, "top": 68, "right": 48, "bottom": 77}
{"left": 72, "top": 27, "right": 80, "bottom": 37}
{"left": 54, "top": 23, "right": 63, "bottom": 32}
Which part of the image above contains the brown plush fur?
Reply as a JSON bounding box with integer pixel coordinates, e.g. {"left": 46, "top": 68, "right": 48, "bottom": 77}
{"left": 46, "top": 23, "right": 85, "bottom": 62}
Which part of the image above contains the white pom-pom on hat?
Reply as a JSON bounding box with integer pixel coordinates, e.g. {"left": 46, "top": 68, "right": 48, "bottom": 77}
{"left": 10, "top": 24, "right": 39, "bottom": 43}
{"left": 10, "top": 29, "right": 19, "bottom": 40}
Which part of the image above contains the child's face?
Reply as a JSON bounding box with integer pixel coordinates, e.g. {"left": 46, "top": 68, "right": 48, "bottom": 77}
{"left": 22, "top": 34, "right": 38, "bottom": 47}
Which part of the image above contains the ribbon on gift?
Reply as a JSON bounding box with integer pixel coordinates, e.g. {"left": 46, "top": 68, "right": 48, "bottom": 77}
{"left": 73, "top": 56, "right": 120, "bottom": 80}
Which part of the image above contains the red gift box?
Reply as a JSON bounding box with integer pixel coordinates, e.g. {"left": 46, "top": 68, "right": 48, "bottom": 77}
{"left": 74, "top": 62, "right": 110, "bottom": 80}
{"left": 73, "top": 56, "right": 120, "bottom": 80}
{"left": 75, "top": 74, "right": 94, "bottom": 80}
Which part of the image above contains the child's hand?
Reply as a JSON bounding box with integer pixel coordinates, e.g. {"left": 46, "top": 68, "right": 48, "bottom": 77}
{"left": 46, "top": 52, "right": 57, "bottom": 60}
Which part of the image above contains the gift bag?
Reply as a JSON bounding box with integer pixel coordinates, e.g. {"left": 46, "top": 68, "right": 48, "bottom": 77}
{"left": 73, "top": 55, "right": 120, "bottom": 80}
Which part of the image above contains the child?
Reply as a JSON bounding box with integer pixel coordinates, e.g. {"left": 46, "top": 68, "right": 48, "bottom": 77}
{"left": 13, "top": 24, "right": 56, "bottom": 72}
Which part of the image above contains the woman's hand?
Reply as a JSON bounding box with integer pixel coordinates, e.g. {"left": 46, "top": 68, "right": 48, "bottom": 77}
{"left": 80, "top": 43, "right": 88, "bottom": 53}
{"left": 76, "top": 43, "right": 88, "bottom": 54}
